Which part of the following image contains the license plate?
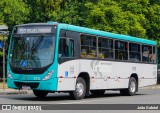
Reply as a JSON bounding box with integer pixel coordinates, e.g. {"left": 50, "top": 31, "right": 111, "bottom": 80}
{"left": 22, "top": 85, "right": 30, "bottom": 90}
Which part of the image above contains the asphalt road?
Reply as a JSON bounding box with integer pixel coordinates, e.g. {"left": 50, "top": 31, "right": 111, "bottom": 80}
{"left": 0, "top": 89, "right": 159, "bottom": 104}
{"left": 0, "top": 89, "right": 160, "bottom": 113}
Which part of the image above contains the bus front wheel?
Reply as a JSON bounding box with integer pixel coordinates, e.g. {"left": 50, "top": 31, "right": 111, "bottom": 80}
{"left": 33, "top": 90, "right": 48, "bottom": 98}
{"left": 70, "top": 77, "right": 86, "bottom": 100}
{"left": 120, "top": 77, "right": 137, "bottom": 96}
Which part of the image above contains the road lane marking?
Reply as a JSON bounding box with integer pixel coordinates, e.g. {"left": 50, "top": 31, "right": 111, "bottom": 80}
{"left": 57, "top": 97, "right": 120, "bottom": 104}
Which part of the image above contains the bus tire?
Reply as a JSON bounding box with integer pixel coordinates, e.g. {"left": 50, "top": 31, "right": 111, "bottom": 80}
{"left": 90, "top": 90, "right": 105, "bottom": 96}
{"left": 33, "top": 90, "right": 48, "bottom": 98}
{"left": 120, "top": 77, "right": 137, "bottom": 96}
{"left": 70, "top": 77, "right": 86, "bottom": 100}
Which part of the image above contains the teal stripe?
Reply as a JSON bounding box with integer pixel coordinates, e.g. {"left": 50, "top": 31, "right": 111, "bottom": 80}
{"left": 48, "top": 22, "right": 156, "bottom": 45}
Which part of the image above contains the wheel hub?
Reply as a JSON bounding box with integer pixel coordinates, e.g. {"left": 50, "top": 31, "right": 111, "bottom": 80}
{"left": 76, "top": 82, "right": 84, "bottom": 97}
{"left": 130, "top": 81, "right": 136, "bottom": 93}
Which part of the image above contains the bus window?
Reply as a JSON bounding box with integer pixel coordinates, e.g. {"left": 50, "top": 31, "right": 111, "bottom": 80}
{"left": 151, "top": 46, "right": 156, "bottom": 63}
{"left": 59, "top": 38, "right": 66, "bottom": 57}
{"left": 81, "top": 34, "right": 97, "bottom": 58}
{"left": 98, "top": 37, "right": 113, "bottom": 59}
{"left": 129, "top": 43, "right": 141, "bottom": 62}
{"left": 68, "top": 39, "right": 74, "bottom": 57}
{"left": 142, "top": 45, "right": 152, "bottom": 62}
{"left": 115, "top": 40, "right": 128, "bottom": 60}
{"left": 59, "top": 38, "right": 74, "bottom": 58}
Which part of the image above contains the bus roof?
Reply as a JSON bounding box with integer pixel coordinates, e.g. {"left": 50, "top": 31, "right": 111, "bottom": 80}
{"left": 16, "top": 22, "right": 157, "bottom": 45}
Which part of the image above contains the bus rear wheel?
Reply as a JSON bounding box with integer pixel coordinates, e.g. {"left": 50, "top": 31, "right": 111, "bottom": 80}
{"left": 120, "top": 77, "right": 137, "bottom": 96}
{"left": 90, "top": 90, "right": 105, "bottom": 96}
{"left": 70, "top": 77, "right": 86, "bottom": 100}
{"left": 33, "top": 90, "right": 48, "bottom": 98}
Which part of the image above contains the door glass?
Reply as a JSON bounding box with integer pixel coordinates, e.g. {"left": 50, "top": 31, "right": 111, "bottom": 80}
{"left": 59, "top": 38, "right": 74, "bottom": 58}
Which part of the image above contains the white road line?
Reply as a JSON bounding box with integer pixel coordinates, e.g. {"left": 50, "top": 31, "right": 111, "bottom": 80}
{"left": 57, "top": 97, "right": 120, "bottom": 104}
{"left": 57, "top": 92, "right": 123, "bottom": 104}
{"left": 58, "top": 100, "right": 102, "bottom": 104}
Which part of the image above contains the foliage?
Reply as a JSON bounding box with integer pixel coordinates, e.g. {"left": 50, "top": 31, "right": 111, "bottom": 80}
{"left": 0, "top": 0, "right": 159, "bottom": 42}
{"left": 0, "top": 0, "right": 30, "bottom": 30}
{"left": 0, "top": 51, "right": 2, "bottom": 57}
{"left": 0, "top": 0, "right": 160, "bottom": 59}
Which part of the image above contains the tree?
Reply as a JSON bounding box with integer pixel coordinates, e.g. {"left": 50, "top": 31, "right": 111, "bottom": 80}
{"left": 0, "top": 0, "right": 30, "bottom": 57}
{"left": 0, "top": 0, "right": 160, "bottom": 58}
{"left": 84, "top": 0, "right": 146, "bottom": 38}
{"left": 146, "top": 4, "right": 160, "bottom": 41}
{"left": 25, "top": 0, "right": 63, "bottom": 23}
{"left": 25, "top": 0, "right": 87, "bottom": 26}
{"left": 0, "top": 0, "right": 30, "bottom": 30}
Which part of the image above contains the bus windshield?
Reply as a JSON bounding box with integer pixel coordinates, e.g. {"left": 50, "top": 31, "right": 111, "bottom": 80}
{"left": 10, "top": 35, "right": 55, "bottom": 68}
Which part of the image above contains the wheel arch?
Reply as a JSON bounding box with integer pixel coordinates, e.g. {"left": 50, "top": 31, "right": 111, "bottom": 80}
{"left": 130, "top": 73, "right": 139, "bottom": 92}
{"left": 77, "top": 72, "right": 90, "bottom": 96}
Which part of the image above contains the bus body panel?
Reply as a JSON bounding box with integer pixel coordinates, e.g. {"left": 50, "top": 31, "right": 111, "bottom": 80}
{"left": 56, "top": 59, "right": 157, "bottom": 91}
{"left": 7, "top": 63, "right": 59, "bottom": 91}
{"left": 57, "top": 60, "right": 79, "bottom": 91}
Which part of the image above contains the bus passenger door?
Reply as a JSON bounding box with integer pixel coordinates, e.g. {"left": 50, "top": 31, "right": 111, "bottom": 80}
{"left": 57, "top": 30, "right": 80, "bottom": 91}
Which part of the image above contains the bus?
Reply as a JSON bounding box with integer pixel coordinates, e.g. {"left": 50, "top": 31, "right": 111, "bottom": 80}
{"left": 7, "top": 22, "right": 158, "bottom": 100}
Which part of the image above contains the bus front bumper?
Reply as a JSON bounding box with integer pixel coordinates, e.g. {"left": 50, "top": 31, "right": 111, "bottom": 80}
{"left": 7, "top": 78, "right": 58, "bottom": 91}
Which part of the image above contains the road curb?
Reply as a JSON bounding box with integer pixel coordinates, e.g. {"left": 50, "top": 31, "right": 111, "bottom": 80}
{"left": 141, "top": 85, "right": 160, "bottom": 89}
{"left": 0, "top": 90, "right": 27, "bottom": 95}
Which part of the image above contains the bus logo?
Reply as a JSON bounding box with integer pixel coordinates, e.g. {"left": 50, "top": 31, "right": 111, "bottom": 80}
{"left": 90, "top": 61, "right": 112, "bottom": 78}
{"left": 25, "top": 76, "right": 28, "bottom": 80}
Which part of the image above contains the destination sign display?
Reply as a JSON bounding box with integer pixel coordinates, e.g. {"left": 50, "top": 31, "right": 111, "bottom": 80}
{"left": 16, "top": 26, "right": 56, "bottom": 34}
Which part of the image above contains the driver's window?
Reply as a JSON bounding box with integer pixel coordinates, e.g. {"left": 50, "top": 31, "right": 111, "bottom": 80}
{"left": 59, "top": 38, "right": 74, "bottom": 58}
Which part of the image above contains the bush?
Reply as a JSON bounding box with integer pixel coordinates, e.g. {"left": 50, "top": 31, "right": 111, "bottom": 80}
{"left": 0, "top": 51, "right": 3, "bottom": 57}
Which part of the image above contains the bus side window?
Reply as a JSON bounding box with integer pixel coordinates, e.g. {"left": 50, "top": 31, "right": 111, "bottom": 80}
{"left": 98, "top": 37, "right": 113, "bottom": 59}
{"left": 151, "top": 46, "right": 156, "bottom": 63}
{"left": 59, "top": 38, "right": 67, "bottom": 57}
{"left": 59, "top": 38, "right": 74, "bottom": 58}
{"left": 68, "top": 39, "right": 74, "bottom": 57}
{"left": 129, "top": 43, "right": 141, "bottom": 62}
{"left": 81, "top": 34, "right": 97, "bottom": 58}
{"left": 115, "top": 40, "right": 128, "bottom": 61}
{"left": 142, "top": 45, "right": 152, "bottom": 63}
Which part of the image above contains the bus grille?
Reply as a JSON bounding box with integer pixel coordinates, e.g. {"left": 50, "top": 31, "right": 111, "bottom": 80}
{"left": 14, "top": 82, "right": 39, "bottom": 89}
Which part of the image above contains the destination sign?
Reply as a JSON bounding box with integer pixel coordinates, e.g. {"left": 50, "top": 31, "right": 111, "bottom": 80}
{"left": 16, "top": 26, "right": 55, "bottom": 34}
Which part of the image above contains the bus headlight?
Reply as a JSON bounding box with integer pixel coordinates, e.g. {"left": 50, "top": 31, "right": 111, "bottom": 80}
{"left": 43, "top": 70, "right": 54, "bottom": 80}
{"left": 8, "top": 70, "right": 13, "bottom": 79}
